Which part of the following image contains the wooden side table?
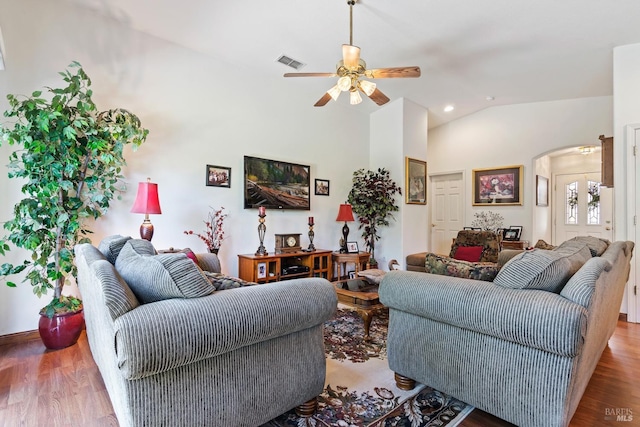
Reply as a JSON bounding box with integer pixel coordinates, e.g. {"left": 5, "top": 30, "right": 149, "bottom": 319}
{"left": 501, "top": 240, "right": 529, "bottom": 250}
{"left": 332, "top": 251, "right": 370, "bottom": 281}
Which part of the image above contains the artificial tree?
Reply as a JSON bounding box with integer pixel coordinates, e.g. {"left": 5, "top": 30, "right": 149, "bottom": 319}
{"left": 347, "top": 168, "right": 402, "bottom": 266}
{"left": 0, "top": 61, "right": 148, "bottom": 319}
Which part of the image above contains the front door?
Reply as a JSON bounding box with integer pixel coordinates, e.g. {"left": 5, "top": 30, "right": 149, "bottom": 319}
{"left": 430, "top": 173, "right": 464, "bottom": 255}
{"left": 553, "top": 172, "right": 613, "bottom": 244}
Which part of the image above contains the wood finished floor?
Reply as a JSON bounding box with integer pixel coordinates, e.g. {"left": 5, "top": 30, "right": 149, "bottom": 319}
{"left": 0, "top": 321, "right": 638, "bottom": 427}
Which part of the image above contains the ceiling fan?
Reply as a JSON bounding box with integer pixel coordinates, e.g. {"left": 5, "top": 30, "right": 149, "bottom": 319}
{"left": 284, "top": 0, "right": 421, "bottom": 107}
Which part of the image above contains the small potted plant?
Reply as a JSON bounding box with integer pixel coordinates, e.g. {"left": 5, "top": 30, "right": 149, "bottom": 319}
{"left": 0, "top": 62, "right": 149, "bottom": 349}
{"left": 184, "top": 207, "right": 227, "bottom": 254}
{"left": 348, "top": 168, "right": 401, "bottom": 267}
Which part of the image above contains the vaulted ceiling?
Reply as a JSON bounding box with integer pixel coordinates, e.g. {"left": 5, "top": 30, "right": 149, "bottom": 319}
{"left": 67, "top": 0, "right": 640, "bottom": 128}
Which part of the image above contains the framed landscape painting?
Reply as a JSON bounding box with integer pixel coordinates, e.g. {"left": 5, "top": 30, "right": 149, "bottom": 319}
{"left": 472, "top": 165, "right": 523, "bottom": 206}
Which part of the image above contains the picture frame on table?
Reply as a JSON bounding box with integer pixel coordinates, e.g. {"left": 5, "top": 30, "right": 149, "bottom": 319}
{"left": 314, "top": 179, "right": 330, "bottom": 196}
{"left": 346, "top": 241, "right": 359, "bottom": 253}
{"left": 536, "top": 175, "right": 549, "bottom": 206}
{"left": 503, "top": 226, "right": 522, "bottom": 241}
{"left": 472, "top": 165, "right": 523, "bottom": 206}
{"left": 257, "top": 262, "right": 267, "bottom": 279}
{"left": 206, "top": 164, "right": 231, "bottom": 188}
{"left": 405, "top": 157, "right": 427, "bottom": 204}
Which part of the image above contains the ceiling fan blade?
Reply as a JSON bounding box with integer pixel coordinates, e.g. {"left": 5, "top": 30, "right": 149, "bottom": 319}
{"left": 367, "top": 66, "right": 421, "bottom": 79}
{"left": 314, "top": 92, "right": 333, "bottom": 107}
{"left": 367, "top": 88, "right": 390, "bottom": 106}
{"left": 284, "top": 72, "right": 337, "bottom": 78}
{"left": 342, "top": 44, "right": 361, "bottom": 69}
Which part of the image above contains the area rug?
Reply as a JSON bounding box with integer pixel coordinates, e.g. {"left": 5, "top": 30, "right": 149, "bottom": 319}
{"left": 263, "top": 308, "right": 473, "bottom": 427}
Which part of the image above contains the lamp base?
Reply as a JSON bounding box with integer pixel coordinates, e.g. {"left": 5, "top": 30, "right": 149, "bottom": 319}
{"left": 340, "top": 222, "right": 350, "bottom": 253}
{"left": 140, "top": 219, "right": 154, "bottom": 241}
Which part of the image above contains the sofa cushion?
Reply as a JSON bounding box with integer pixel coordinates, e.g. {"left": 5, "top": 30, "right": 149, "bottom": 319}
{"left": 115, "top": 241, "right": 214, "bottom": 303}
{"left": 453, "top": 245, "right": 484, "bottom": 262}
{"left": 567, "top": 236, "right": 610, "bottom": 257}
{"left": 552, "top": 241, "right": 593, "bottom": 276}
{"left": 425, "top": 253, "right": 499, "bottom": 281}
{"left": 494, "top": 249, "right": 574, "bottom": 292}
{"left": 97, "top": 235, "right": 132, "bottom": 264}
{"left": 180, "top": 248, "right": 199, "bottom": 266}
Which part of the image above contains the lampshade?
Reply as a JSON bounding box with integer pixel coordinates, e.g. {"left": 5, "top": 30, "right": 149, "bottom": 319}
{"left": 131, "top": 180, "right": 162, "bottom": 214}
{"left": 337, "top": 75, "right": 352, "bottom": 91}
{"left": 350, "top": 90, "right": 362, "bottom": 105}
{"left": 336, "top": 204, "right": 355, "bottom": 222}
{"left": 358, "top": 80, "right": 376, "bottom": 96}
{"left": 327, "top": 84, "right": 342, "bottom": 101}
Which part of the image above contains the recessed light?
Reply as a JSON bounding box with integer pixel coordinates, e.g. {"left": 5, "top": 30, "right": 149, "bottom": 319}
{"left": 444, "top": 105, "right": 454, "bottom": 112}
{"left": 486, "top": 96, "right": 495, "bottom": 101}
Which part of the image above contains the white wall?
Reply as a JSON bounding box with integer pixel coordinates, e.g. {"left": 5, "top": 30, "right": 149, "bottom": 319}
{"left": 0, "top": 0, "right": 370, "bottom": 335}
{"left": 369, "top": 98, "right": 428, "bottom": 269}
{"left": 428, "top": 96, "right": 613, "bottom": 244}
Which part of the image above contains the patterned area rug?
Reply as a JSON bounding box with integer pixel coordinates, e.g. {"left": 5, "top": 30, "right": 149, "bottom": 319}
{"left": 263, "top": 307, "right": 473, "bottom": 427}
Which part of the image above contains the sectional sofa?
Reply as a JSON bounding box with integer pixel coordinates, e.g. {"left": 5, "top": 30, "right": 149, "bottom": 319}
{"left": 379, "top": 237, "right": 634, "bottom": 427}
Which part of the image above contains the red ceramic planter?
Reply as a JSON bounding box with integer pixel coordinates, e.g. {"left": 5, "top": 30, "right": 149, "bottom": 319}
{"left": 38, "top": 310, "right": 85, "bottom": 350}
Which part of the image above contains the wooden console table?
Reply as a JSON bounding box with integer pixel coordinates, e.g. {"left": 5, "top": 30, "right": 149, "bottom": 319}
{"left": 502, "top": 240, "right": 529, "bottom": 250}
{"left": 238, "top": 250, "right": 332, "bottom": 284}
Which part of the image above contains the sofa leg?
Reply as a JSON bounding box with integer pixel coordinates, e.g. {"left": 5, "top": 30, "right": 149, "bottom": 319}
{"left": 295, "top": 397, "right": 318, "bottom": 418}
{"left": 394, "top": 372, "right": 416, "bottom": 390}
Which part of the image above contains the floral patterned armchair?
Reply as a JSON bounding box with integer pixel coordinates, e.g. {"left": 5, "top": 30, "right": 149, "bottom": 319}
{"left": 423, "top": 230, "right": 502, "bottom": 281}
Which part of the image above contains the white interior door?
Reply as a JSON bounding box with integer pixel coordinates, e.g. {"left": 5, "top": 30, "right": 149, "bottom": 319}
{"left": 554, "top": 172, "right": 613, "bottom": 244}
{"left": 430, "top": 173, "right": 463, "bottom": 255}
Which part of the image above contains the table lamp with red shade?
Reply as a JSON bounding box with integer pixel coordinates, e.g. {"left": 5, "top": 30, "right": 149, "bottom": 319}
{"left": 131, "top": 178, "right": 162, "bottom": 241}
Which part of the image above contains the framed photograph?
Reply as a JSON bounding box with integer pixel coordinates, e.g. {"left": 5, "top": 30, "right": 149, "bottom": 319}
{"left": 206, "top": 164, "right": 231, "bottom": 188}
{"left": 346, "top": 241, "right": 359, "bottom": 253}
{"left": 405, "top": 157, "right": 427, "bottom": 204}
{"left": 472, "top": 165, "right": 523, "bottom": 206}
{"left": 257, "top": 262, "right": 267, "bottom": 279}
{"left": 314, "top": 179, "right": 330, "bottom": 196}
{"left": 502, "top": 226, "right": 522, "bottom": 241}
{"left": 536, "top": 175, "right": 549, "bottom": 206}
{"left": 348, "top": 271, "right": 356, "bottom": 279}
{"left": 243, "top": 156, "right": 310, "bottom": 210}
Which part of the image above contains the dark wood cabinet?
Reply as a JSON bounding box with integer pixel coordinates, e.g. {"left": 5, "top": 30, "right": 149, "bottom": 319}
{"left": 599, "top": 135, "right": 613, "bottom": 187}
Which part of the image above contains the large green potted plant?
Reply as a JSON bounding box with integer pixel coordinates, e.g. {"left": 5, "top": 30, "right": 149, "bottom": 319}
{"left": 0, "top": 62, "right": 148, "bottom": 349}
{"left": 348, "top": 168, "right": 402, "bottom": 267}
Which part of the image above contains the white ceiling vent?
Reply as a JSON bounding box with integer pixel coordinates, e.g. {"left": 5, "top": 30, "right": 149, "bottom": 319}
{"left": 277, "top": 55, "right": 305, "bottom": 70}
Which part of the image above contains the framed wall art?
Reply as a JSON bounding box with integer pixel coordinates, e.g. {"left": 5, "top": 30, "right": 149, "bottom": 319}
{"left": 206, "top": 164, "right": 231, "bottom": 188}
{"left": 243, "top": 156, "right": 310, "bottom": 210}
{"left": 472, "top": 165, "right": 523, "bottom": 206}
{"left": 536, "top": 175, "right": 549, "bottom": 206}
{"left": 405, "top": 157, "right": 427, "bottom": 204}
{"left": 315, "top": 179, "right": 330, "bottom": 196}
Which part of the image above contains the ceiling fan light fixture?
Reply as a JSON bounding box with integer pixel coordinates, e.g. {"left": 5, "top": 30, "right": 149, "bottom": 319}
{"left": 350, "top": 89, "right": 362, "bottom": 105}
{"left": 327, "top": 85, "right": 342, "bottom": 101}
{"left": 342, "top": 44, "right": 361, "bottom": 70}
{"left": 337, "top": 76, "right": 352, "bottom": 91}
{"left": 358, "top": 80, "right": 376, "bottom": 96}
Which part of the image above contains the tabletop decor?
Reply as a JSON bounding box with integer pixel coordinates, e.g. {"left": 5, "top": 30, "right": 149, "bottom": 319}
{"left": 256, "top": 206, "right": 268, "bottom": 256}
{"left": 184, "top": 206, "right": 227, "bottom": 254}
{"left": 307, "top": 217, "right": 316, "bottom": 251}
{"left": 472, "top": 165, "right": 523, "bottom": 206}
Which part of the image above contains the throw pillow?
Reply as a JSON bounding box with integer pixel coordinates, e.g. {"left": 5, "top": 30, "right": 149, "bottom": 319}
{"left": 180, "top": 248, "right": 199, "bottom": 267}
{"left": 97, "top": 235, "right": 132, "bottom": 264}
{"left": 453, "top": 245, "right": 484, "bottom": 262}
{"left": 425, "top": 253, "right": 499, "bottom": 281}
{"left": 493, "top": 249, "right": 572, "bottom": 293}
{"left": 115, "top": 241, "right": 214, "bottom": 303}
{"left": 566, "top": 236, "right": 610, "bottom": 257}
{"left": 357, "top": 268, "right": 386, "bottom": 284}
{"left": 203, "top": 271, "right": 257, "bottom": 290}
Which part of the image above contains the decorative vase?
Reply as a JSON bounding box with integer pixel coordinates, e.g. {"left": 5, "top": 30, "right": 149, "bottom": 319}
{"left": 38, "top": 310, "right": 85, "bottom": 350}
{"left": 209, "top": 248, "right": 219, "bottom": 255}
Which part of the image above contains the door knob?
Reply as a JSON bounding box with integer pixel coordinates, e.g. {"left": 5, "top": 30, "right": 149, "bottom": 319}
{"left": 605, "top": 227, "right": 611, "bottom": 230}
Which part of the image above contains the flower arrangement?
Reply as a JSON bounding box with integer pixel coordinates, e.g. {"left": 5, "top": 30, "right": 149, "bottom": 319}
{"left": 471, "top": 211, "right": 504, "bottom": 232}
{"left": 184, "top": 207, "right": 227, "bottom": 253}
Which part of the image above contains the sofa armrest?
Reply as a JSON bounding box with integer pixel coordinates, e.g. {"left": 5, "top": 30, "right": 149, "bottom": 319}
{"left": 379, "top": 271, "right": 587, "bottom": 357}
{"left": 195, "top": 252, "right": 221, "bottom": 273}
{"left": 113, "top": 278, "right": 337, "bottom": 380}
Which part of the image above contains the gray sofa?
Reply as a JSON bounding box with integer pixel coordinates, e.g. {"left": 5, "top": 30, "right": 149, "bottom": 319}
{"left": 379, "top": 237, "right": 634, "bottom": 427}
{"left": 75, "top": 236, "right": 337, "bottom": 427}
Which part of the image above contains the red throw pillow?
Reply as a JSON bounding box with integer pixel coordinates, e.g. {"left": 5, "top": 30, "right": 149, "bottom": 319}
{"left": 180, "top": 248, "right": 200, "bottom": 267}
{"left": 453, "top": 245, "right": 484, "bottom": 262}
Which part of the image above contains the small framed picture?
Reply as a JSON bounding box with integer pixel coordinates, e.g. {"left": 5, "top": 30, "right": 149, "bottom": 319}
{"left": 315, "top": 179, "right": 330, "bottom": 196}
{"left": 346, "top": 241, "right": 359, "bottom": 253}
{"left": 348, "top": 271, "right": 356, "bottom": 279}
{"left": 502, "top": 226, "right": 522, "bottom": 241}
{"left": 257, "top": 262, "right": 267, "bottom": 279}
{"left": 206, "top": 164, "right": 231, "bottom": 188}
{"left": 536, "top": 175, "right": 549, "bottom": 206}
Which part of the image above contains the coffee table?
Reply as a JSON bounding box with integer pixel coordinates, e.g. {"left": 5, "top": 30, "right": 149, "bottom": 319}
{"left": 333, "top": 281, "right": 386, "bottom": 341}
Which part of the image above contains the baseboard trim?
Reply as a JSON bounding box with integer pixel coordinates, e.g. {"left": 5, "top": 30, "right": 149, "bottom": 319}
{"left": 0, "top": 329, "right": 41, "bottom": 347}
{"left": 619, "top": 313, "right": 628, "bottom": 322}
